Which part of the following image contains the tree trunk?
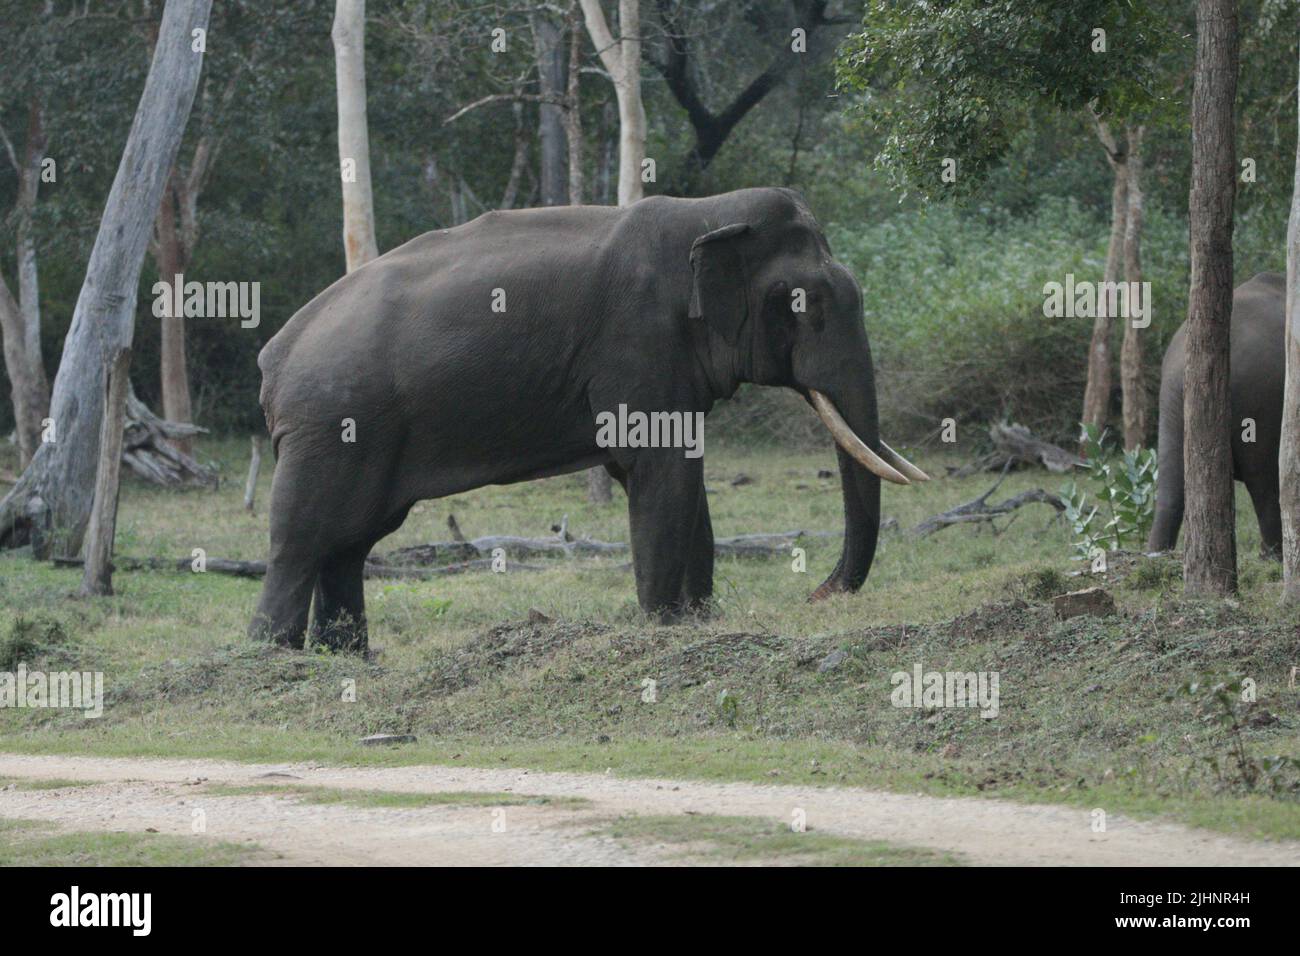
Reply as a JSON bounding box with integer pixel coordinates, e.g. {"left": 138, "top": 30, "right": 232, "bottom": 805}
{"left": 332, "top": 0, "right": 379, "bottom": 272}
{"left": 1080, "top": 114, "right": 1127, "bottom": 449}
{"left": 576, "top": 58, "right": 607, "bottom": 507}
{"left": 580, "top": 0, "right": 646, "bottom": 206}
{"left": 0, "top": 0, "right": 212, "bottom": 556}
{"left": 1183, "top": 0, "right": 1239, "bottom": 597}
{"left": 1280, "top": 43, "right": 1300, "bottom": 604}
{"left": 531, "top": 11, "right": 569, "bottom": 207}
{"left": 80, "top": 348, "right": 132, "bottom": 597}
{"left": 0, "top": 98, "right": 51, "bottom": 468}
{"left": 565, "top": 2, "right": 585, "bottom": 207}
{"left": 155, "top": 171, "right": 194, "bottom": 456}
{"left": 1120, "top": 125, "right": 1148, "bottom": 450}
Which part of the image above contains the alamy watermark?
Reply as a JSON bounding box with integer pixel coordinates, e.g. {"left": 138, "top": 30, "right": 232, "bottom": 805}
{"left": 890, "top": 663, "right": 999, "bottom": 718}
{"left": 595, "top": 404, "right": 705, "bottom": 459}
{"left": 1042, "top": 274, "right": 1150, "bottom": 329}
{"left": 152, "top": 273, "right": 260, "bottom": 328}
{"left": 1, "top": 664, "right": 104, "bottom": 718}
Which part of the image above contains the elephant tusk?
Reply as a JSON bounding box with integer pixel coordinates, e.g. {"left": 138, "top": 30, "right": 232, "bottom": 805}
{"left": 808, "top": 390, "right": 910, "bottom": 486}
{"left": 878, "top": 440, "right": 931, "bottom": 482}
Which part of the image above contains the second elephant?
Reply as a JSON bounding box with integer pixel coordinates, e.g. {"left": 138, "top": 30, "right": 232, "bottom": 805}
{"left": 1147, "top": 271, "right": 1284, "bottom": 556}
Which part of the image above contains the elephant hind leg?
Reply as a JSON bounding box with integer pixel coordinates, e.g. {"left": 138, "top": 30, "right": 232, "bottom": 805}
{"left": 679, "top": 484, "right": 715, "bottom": 614}
{"left": 1245, "top": 473, "right": 1282, "bottom": 559}
{"left": 250, "top": 549, "right": 320, "bottom": 649}
{"left": 311, "top": 545, "right": 369, "bottom": 652}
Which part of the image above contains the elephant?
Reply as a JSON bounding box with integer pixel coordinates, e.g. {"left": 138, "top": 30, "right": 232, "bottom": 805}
{"left": 249, "top": 187, "right": 928, "bottom": 650}
{"left": 1147, "top": 271, "right": 1284, "bottom": 557}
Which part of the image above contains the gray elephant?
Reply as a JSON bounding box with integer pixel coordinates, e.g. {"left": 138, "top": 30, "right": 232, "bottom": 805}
{"left": 249, "top": 188, "right": 928, "bottom": 650}
{"left": 1147, "top": 271, "right": 1284, "bottom": 556}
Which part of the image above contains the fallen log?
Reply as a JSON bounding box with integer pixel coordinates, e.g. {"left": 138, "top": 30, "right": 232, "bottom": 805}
{"left": 51, "top": 554, "right": 543, "bottom": 579}
{"left": 947, "top": 422, "right": 1084, "bottom": 477}
{"left": 123, "top": 386, "right": 218, "bottom": 488}
{"left": 911, "top": 465, "right": 1065, "bottom": 537}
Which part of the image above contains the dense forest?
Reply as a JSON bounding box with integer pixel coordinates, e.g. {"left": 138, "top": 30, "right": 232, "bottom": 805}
{"left": 2, "top": 0, "right": 1294, "bottom": 446}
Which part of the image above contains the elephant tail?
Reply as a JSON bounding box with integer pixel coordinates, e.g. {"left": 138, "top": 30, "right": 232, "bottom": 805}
{"left": 1147, "top": 360, "right": 1185, "bottom": 552}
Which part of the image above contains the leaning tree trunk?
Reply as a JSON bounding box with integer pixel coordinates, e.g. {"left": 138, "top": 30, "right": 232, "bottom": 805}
{"left": 0, "top": 0, "right": 212, "bottom": 556}
{"left": 1080, "top": 113, "right": 1127, "bottom": 450}
{"left": 1280, "top": 42, "right": 1300, "bottom": 604}
{"left": 1120, "top": 125, "right": 1148, "bottom": 450}
{"left": 332, "top": 0, "right": 379, "bottom": 272}
{"left": 1183, "top": 0, "right": 1239, "bottom": 597}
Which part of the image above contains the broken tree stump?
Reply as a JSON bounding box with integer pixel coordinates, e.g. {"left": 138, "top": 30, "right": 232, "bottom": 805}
{"left": 243, "top": 436, "right": 262, "bottom": 512}
{"left": 81, "top": 348, "right": 133, "bottom": 597}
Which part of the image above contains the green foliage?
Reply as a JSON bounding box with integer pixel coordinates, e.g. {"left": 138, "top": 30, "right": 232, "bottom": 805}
{"left": 0, "top": 615, "right": 71, "bottom": 671}
{"left": 836, "top": 0, "right": 1185, "bottom": 200}
{"left": 1060, "top": 424, "right": 1157, "bottom": 557}
{"left": 1170, "top": 677, "right": 1299, "bottom": 797}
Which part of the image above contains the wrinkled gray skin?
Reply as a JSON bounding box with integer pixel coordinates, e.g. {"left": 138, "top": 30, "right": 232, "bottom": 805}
{"left": 250, "top": 188, "right": 882, "bottom": 650}
{"left": 1147, "top": 272, "right": 1284, "bottom": 557}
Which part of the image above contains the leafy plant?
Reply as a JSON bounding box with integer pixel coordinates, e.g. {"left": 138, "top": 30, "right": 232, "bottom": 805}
{"left": 1169, "top": 677, "right": 1298, "bottom": 797}
{"left": 1060, "top": 424, "right": 1157, "bottom": 558}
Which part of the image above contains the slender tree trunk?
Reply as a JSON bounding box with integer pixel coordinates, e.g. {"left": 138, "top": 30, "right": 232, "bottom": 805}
{"left": 0, "top": 0, "right": 212, "bottom": 555}
{"left": 1183, "top": 0, "right": 1239, "bottom": 596}
{"left": 1081, "top": 114, "right": 1127, "bottom": 449}
{"left": 1279, "top": 44, "right": 1300, "bottom": 604}
{"left": 332, "top": 0, "right": 379, "bottom": 272}
{"left": 566, "top": 3, "right": 585, "bottom": 207}
{"left": 531, "top": 11, "right": 569, "bottom": 207}
{"left": 155, "top": 172, "right": 194, "bottom": 455}
{"left": 0, "top": 98, "right": 51, "bottom": 468}
{"left": 1121, "top": 125, "right": 1148, "bottom": 450}
{"left": 581, "top": 0, "right": 646, "bottom": 206}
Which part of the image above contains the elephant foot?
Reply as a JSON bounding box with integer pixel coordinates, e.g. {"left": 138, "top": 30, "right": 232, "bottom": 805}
{"left": 248, "top": 613, "right": 306, "bottom": 650}
{"left": 309, "top": 613, "right": 369, "bottom": 655}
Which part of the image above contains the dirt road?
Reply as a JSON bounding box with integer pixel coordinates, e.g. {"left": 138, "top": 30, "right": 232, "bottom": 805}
{"left": 1, "top": 753, "right": 1296, "bottom": 866}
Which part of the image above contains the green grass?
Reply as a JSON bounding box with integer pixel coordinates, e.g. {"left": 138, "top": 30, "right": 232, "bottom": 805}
{"left": 595, "top": 813, "right": 962, "bottom": 866}
{"left": 199, "top": 782, "right": 585, "bottom": 809}
{"left": 2, "top": 437, "right": 1298, "bottom": 844}
{"left": 0, "top": 817, "right": 260, "bottom": 866}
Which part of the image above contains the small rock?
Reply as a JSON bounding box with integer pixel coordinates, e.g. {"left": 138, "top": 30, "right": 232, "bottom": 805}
{"left": 730, "top": 473, "right": 755, "bottom": 487}
{"left": 527, "top": 607, "right": 551, "bottom": 624}
{"left": 1084, "top": 684, "right": 1103, "bottom": 694}
{"left": 817, "top": 649, "right": 849, "bottom": 673}
{"left": 817, "top": 469, "right": 833, "bottom": 479}
{"left": 359, "top": 734, "right": 417, "bottom": 747}
{"left": 256, "top": 771, "right": 302, "bottom": 779}
{"left": 1052, "top": 587, "right": 1116, "bottom": 620}
{"left": 596, "top": 734, "right": 611, "bottom": 744}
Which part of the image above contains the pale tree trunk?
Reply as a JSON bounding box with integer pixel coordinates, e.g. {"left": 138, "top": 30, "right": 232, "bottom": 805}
{"left": 569, "top": 4, "right": 611, "bottom": 504}
{"left": 531, "top": 10, "right": 569, "bottom": 207}
{"left": 332, "top": 0, "right": 379, "bottom": 272}
{"left": 0, "top": 98, "right": 51, "bottom": 468}
{"left": 580, "top": 0, "right": 646, "bottom": 206}
{"left": 0, "top": 0, "right": 212, "bottom": 556}
{"left": 566, "top": 3, "right": 585, "bottom": 207}
{"left": 1279, "top": 43, "right": 1300, "bottom": 604}
{"left": 1183, "top": 0, "right": 1239, "bottom": 596}
{"left": 1080, "top": 110, "right": 1127, "bottom": 450}
{"left": 1120, "top": 125, "right": 1149, "bottom": 450}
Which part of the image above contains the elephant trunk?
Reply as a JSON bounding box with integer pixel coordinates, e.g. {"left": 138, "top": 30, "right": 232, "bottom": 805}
{"left": 809, "top": 389, "right": 883, "bottom": 601}
{"left": 1147, "top": 369, "right": 1185, "bottom": 551}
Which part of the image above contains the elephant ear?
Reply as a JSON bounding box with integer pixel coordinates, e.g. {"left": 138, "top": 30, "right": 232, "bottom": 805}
{"left": 689, "top": 222, "right": 751, "bottom": 344}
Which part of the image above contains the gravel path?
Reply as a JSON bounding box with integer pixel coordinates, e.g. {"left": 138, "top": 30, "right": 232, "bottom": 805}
{"left": 2, "top": 753, "right": 1297, "bottom": 866}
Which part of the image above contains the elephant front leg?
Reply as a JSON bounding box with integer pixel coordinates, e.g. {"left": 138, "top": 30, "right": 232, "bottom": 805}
{"left": 680, "top": 483, "right": 715, "bottom": 614}
{"left": 625, "top": 453, "right": 704, "bottom": 623}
